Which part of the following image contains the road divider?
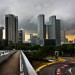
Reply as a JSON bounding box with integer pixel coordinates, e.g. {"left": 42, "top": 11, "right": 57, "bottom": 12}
{"left": 36, "top": 62, "right": 55, "bottom": 72}
{"left": 36, "top": 58, "right": 66, "bottom": 72}
{"left": 0, "top": 51, "right": 16, "bottom": 64}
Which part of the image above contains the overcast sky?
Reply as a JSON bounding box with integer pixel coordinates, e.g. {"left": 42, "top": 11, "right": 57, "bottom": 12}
{"left": 0, "top": 0, "right": 75, "bottom": 35}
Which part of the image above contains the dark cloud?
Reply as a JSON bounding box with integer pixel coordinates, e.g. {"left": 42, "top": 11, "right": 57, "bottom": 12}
{"left": 0, "top": 0, "right": 75, "bottom": 34}
{"left": 19, "top": 16, "right": 37, "bottom": 33}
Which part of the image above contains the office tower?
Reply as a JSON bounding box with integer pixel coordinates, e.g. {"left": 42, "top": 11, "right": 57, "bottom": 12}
{"left": 0, "top": 27, "right": 4, "bottom": 44}
{"left": 30, "top": 35, "right": 38, "bottom": 44}
{"left": 30, "top": 34, "right": 33, "bottom": 41}
{"left": 48, "top": 15, "right": 61, "bottom": 46}
{"left": 5, "top": 14, "right": 18, "bottom": 44}
{"left": 38, "top": 14, "right": 46, "bottom": 45}
{"left": 63, "top": 30, "right": 66, "bottom": 43}
{"left": 18, "top": 29, "right": 25, "bottom": 43}
{"left": 38, "top": 14, "right": 46, "bottom": 39}
{"left": 48, "top": 16, "right": 56, "bottom": 39}
{"left": 56, "top": 19, "right": 61, "bottom": 45}
{"left": 73, "top": 39, "right": 75, "bottom": 43}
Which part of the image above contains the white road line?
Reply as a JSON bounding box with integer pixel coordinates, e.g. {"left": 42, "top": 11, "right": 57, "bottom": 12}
{"left": 68, "top": 68, "right": 72, "bottom": 75}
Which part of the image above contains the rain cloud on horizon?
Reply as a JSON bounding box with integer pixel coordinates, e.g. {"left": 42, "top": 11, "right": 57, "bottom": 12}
{"left": 0, "top": 0, "right": 75, "bottom": 36}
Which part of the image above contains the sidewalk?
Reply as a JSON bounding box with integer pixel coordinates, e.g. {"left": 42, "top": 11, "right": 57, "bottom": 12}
{"left": 0, "top": 51, "right": 20, "bottom": 75}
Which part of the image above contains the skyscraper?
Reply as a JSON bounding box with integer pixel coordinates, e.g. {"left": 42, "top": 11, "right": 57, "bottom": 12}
{"left": 18, "top": 29, "right": 25, "bottom": 43}
{"left": 30, "top": 34, "right": 33, "bottom": 41}
{"left": 48, "top": 15, "right": 61, "bottom": 46}
{"left": 38, "top": 14, "right": 46, "bottom": 39}
{"left": 0, "top": 27, "right": 4, "bottom": 44}
{"left": 5, "top": 14, "right": 18, "bottom": 44}
{"left": 56, "top": 19, "right": 61, "bottom": 45}
{"left": 38, "top": 14, "right": 46, "bottom": 45}
{"left": 48, "top": 16, "right": 56, "bottom": 39}
{"left": 30, "top": 35, "right": 38, "bottom": 45}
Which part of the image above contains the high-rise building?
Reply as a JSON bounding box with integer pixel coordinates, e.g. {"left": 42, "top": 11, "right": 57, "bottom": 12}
{"left": 5, "top": 14, "right": 18, "bottom": 44}
{"left": 48, "top": 15, "right": 61, "bottom": 46}
{"left": 56, "top": 19, "right": 61, "bottom": 45}
{"left": 63, "top": 30, "right": 66, "bottom": 43}
{"left": 48, "top": 16, "right": 56, "bottom": 39}
{"left": 30, "top": 34, "right": 33, "bottom": 41}
{"left": 38, "top": 14, "right": 46, "bottom": 39}
{"left": 63, "top": 30, "right": 68, "bottom": 44}
{"left": 0, "top": 27, "right": 4, "bottom": 44}
{"left": 18, "top": 29, "right": 25, "bottom": 43}
{"left": 38, "top": 14, "right": 46, "bottom": 45}
{"left": 73, "top": 39, "right": 75, "bottom": 43}
{"left": 30, "top": 35, "right": 38, "bottom": 44}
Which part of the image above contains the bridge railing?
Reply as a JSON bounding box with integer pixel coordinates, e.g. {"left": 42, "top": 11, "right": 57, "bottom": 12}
{"left": 20, "top": 50, "right": 37, "bottom": 75}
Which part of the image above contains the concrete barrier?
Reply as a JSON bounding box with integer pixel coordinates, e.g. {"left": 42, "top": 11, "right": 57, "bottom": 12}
{"left": 0, "top": 51, "right": 16, "bottom": 64}
{"left": 21, "top": 50, "right": 37, "bottom": 75}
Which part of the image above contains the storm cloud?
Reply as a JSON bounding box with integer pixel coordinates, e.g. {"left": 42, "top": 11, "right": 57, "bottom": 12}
{"left": 0, "top": 0, "right": 75, "bottom": 34}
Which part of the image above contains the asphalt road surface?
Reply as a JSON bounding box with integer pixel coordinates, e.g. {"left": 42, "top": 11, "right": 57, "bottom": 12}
{"left": 38, "top": 57, "right": 75, "bottom": 75}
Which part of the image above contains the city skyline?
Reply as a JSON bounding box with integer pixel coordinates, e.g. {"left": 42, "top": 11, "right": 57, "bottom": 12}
{"left": 1, "top": 14, "right": 75, "bottom": 42}
{"left": 2, "top": 29, "right": 75, "bottom": 41}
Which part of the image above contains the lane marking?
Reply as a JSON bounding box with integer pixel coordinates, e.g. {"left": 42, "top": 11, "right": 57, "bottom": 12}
{"left": 68, "top": 68, "right": 72, "bottom": 74}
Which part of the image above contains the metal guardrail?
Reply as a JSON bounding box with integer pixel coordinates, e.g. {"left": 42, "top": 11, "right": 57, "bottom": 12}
{"left": 20, "top": 50, "right": 37, "bottom": 75}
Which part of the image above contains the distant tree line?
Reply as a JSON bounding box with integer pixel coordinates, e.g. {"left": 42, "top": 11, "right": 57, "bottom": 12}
{"left": 23, "top": 44, "right": 75, "bottom": 63}
{"left": 0, "top": 43, "right": 75, "bottom": 60}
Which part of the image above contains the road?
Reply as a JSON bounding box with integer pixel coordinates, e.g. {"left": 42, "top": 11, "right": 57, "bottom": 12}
{"left": 38, "top": 57, "right": 75, "bottom": 75}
